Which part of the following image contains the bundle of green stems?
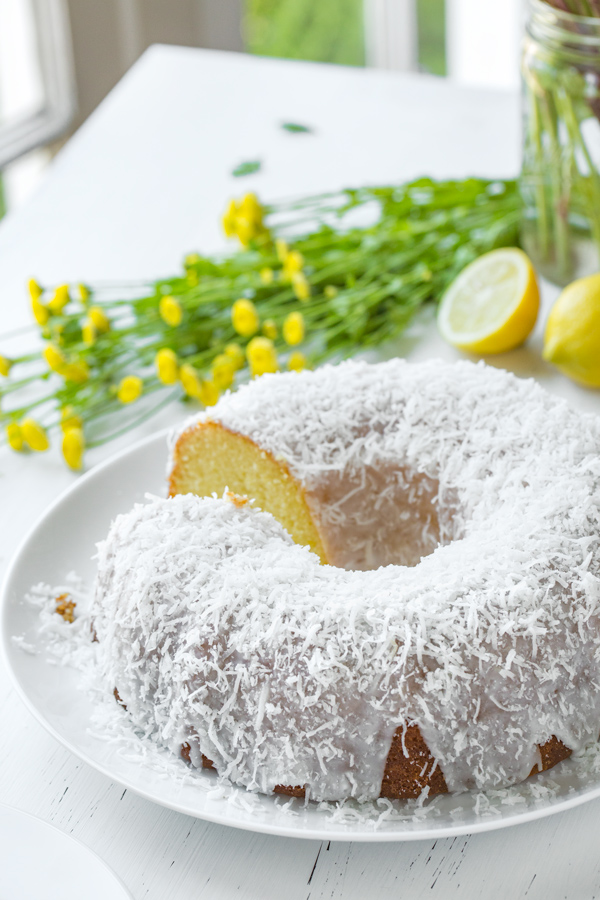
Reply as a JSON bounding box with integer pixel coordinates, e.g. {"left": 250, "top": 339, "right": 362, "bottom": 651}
{"left": 521, "top": 0, "right": 600, "bottom": 283}
{"left": 0, "top": 176, "right": 519, "bottom": 469}
{"left": 544, "top": 0, "right": 600, "bottom": 14}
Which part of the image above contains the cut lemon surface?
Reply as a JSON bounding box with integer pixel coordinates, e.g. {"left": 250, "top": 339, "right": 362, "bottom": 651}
{"left": 437, "top": 248, "right": 540, "bottom": 354}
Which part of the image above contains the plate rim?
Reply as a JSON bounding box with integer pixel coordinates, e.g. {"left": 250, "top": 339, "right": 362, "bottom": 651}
{"left": 4, "top": 429, "right": 600, "bottom": 842}
{"left": 0, "top": 802, "right": 134, "bottom": 898}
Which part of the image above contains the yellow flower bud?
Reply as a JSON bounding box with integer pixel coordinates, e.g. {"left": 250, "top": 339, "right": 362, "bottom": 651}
{"left": 282, "top": 250, "right": 304, "bottom": 281}
{"left": 159, "top": 295, "right": 183, "bottom": 327}
{"left": 31, "top": 295, "right": 49, "bottom": 326}
{"left": 61, "top": 406, "right": 82, "bottom": 432}
{"left": 221, "top": 194, "right": 266, "bottom": 247}
{"left": 222, "top": 199, "right": 238, "bottom": 238}
{"left": 235, "top": 217, "right": 254, "bottom": 248}
{"left": 262, "top": 319, "right": 278, "bottom": 340}
{"left": 117, "top": 375, "right": 143, "bottom": 404}
{"left": 231, "top": 298, "right": 259, "bottom": 337}
{"left": 63, "top": 361, "right": 90, "bottom": 384}
{"left": 21, "top": 417, "right": 49, "bottom": 452}
{"left": 6, "top": 422, "right": 23, "bottom": 451}
{"left": 292, "top": 272, "right": 311, "bottom": 302}
{"left": 82, "top": 320, "right": 96, "bottom": 346}
{"left": 62, "top": 427, "right": 85, "bottom": 471}
{"left": 260, "top": 267, "right": 274, "bottom": 286}
{"left": 324, "top": 285, "right": 338, "bottom": 299}
{"left": 224, "top": 342, "right": 245, "bottom": 371}
{"left": 48, "top": 284, "right": 70, "bottom": 314}
{"left": 240, "top": 192, "right": 263, "bottom": 224}
{"left": 288, "top": 351, "right": 307, "bottom": 372}
{"left": 43, "top": 343, "right": 67, "bottom": 374}
{"left": 28, "top": 278, "right": 43, "bottom": 302}
{"left": 88, "top": 306, "right": 110, "bottom": 333}
{"left": 78, "top": 283, "right": 91, "bottom": 304}
{"left": 282, "top": 311, "right": 305, "bottom": 346}
{"left": 179, "top": 363, "right": 202, "bottom": 399}
{"left": 246, "top": 336, "right": 278, "bottom": 377}
{"left": 199, "top": 379, "right": 220, "bottom": 407}
{"left": 155, "top": 348, "right": 179, "bottom": 385}
{"left": 211, "top": 354, "right": 235, "bottom": 390}
{"left": 275, "top": 239, "right": 288, "bottom": 262}
{"left": 184, "top": 253, "right": 201, "bottom": 267}
{"left": 0, "top": 354, "right": 12, "bottom": 377}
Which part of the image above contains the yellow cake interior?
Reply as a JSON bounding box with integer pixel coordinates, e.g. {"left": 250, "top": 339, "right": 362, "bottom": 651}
{"left": 169, "top": 422, "right": 328, "bottom": 562}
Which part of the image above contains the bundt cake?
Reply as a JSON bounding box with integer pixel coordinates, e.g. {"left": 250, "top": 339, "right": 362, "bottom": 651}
{"left": 92, "top": 359, "right": 600, "bottom": 801}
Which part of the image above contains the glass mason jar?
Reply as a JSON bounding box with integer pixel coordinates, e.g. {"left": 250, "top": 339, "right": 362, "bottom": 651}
{"left": 521, "top": 0, "right": 600, "bottom": 285}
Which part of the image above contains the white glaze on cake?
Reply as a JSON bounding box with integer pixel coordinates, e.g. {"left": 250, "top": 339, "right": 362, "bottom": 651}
{"left": 96, "top": 360, "right": 600, "bottom": 801}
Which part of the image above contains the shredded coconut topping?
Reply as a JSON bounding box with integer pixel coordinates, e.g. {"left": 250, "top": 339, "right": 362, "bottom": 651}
{"left": 97, "top": 360, "right": 600, "bottom": 801}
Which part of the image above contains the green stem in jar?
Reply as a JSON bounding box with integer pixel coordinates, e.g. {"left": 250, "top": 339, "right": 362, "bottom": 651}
{"left": 555, "top": 82, "right": 600, "bottom": 251}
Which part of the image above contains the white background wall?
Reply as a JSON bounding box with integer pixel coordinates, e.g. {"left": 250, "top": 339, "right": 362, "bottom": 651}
{"left": 446, "top": 0, "right": 522, "bottom": 89}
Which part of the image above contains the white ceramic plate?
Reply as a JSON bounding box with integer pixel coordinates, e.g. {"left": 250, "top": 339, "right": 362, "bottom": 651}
{"left": 3, "top": 431, "right": 600, "bottom": 842}
{"left": 0, "top": 804, "right": 132, "bottom": 899}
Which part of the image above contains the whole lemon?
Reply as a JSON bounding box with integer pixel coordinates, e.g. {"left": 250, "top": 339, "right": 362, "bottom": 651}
{"left": 543, "top": 273, "right": 600, "bottom": 388}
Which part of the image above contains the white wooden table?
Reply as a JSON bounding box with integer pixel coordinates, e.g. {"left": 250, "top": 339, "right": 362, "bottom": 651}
{"left": 1, "top": 46, "right": 600, "bottom": 900}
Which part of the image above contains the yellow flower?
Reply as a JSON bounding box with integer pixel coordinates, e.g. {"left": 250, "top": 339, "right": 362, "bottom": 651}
{"left": 82, "top": 319, "right": 96, "bottom": 346}
{"left": 275, "top": 239, "right": 288, "bottom": 262}
{"left": 48, "top": 284, "right": 70, "bottom": 314}
{"left": 288, "top": 351, "right": 307, "bottom": 372}
{"left": 78, "top": 283, "right": 91, "bottom": 304}
{"left": 324, "top": 285, "right": 338, "bottom": 299}
{"left": 260, "top": 267, "right": 274, "bottom": 286}
{"left": 62, "top": 427, "right": 85, "bottom": 471}
{"left": 6, "top": 422, "right": 23, "bottom": 451}
{"left": 117, "top": 375, "right": 143, "bottom": 404}
{"left": 246, "top": 336, "right": 278, "bottom": 377}
{"left": 292, "top": 272, "right": 311, "bottom": 302}
{"left": 60, "top": 406, "right": 82, "bottom": 432}
{"left": 232, "top": 298, "right": 259, "bottom": 337}
{"left": 0, "top": 354, "right": 12, "bottom": 377}
{"left": 199, "top": 379, "right": 220, "bottom": 407}
{"left": 43, "top": 343, "right": 67, "bottom": 374}
{"left": 28, "top": 278, "right": 43, "bottom": 302}
{"left": 282, "top": 250, "right": 304, "bottom": 281}
{"left": 179, "top": 363, "right": 202, "bottom": 399}
{"left": 88, "top": 306, "right": 110, "bottom": 333}
{"left": 184, "top": 253, "right": 201, "bottom": 267}
{"left": 283, "top": 311, "right": 305, "bottom": 346}
{"left": 222, "top": 194, "right": 266, "bottom": 247}
{"left": 159, "top": 295, "right": 183, "bottom": 327}
{"left": 21, "top": 417, "right": 49, "bottom": 452}
{"left": 31, "top": 295, "right": 49, "bottom": 326}
{"left": 155, "top": 348, "right": 179, "bottom": 385}
{"left": 262, "top": 319, "right": 278, "bottom": 340}
{"left": 235, "top": 217, "right": 256, "bottom": 248}
{"left": 224, "top": 342, "right": 245, "bottom": 371}
{"left": 211, "top": 354, "right": 235, "bottom": 390}
{"left": 240, "top": 192, "right": 263, "bottom": 224}
{"left": 222, "top": 199, "right": 238, "bottom": 238}
{"left": 63, "top": 360, "right": 90, "bottom": 384}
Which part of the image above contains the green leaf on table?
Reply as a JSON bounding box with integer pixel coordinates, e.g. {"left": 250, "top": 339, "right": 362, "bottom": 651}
{"left": 281, "top": 122, "right": 312, "bottom": 134}
{"left": 232, "top": 160, "right": 262, "bottom": 177}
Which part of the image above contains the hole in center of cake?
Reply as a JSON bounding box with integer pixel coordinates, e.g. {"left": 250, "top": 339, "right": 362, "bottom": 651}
{"left": 305, "top": 463, "right": 444, "bottom": 571}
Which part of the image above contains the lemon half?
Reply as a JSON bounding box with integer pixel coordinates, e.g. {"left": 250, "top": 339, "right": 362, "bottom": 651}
{"left": 543, "top": 273, "right": 600, "bottom": 388}
{"left": 437, "top": 248, "right": 540, "bottom": 354}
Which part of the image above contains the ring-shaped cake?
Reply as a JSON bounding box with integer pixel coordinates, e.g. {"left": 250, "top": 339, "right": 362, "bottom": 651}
{"left": 92, "top": 360, "right": 600, "bottom": 801}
